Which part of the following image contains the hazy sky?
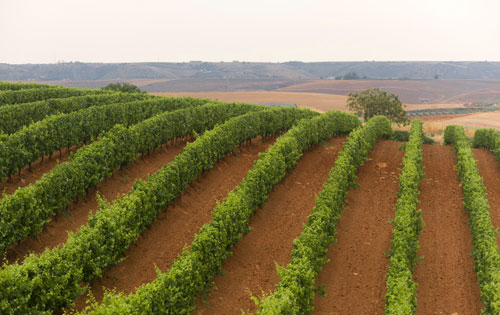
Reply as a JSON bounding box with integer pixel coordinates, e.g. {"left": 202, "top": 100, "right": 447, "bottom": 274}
{"left": 1, "top": 0, "right": 499, "bottom": 64}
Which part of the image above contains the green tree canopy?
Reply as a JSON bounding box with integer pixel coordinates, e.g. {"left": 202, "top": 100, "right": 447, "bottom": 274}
{"left": 346, "top": 88, "right": 409, "bottom": 125}
{"left": 102, "top": 82, "right": 144, "bottom": 93}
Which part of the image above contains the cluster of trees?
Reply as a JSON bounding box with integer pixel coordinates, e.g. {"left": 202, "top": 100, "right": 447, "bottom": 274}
{"left": 102, "top": 82, "right": 144, "bottom": 93}
{"left": 335, "top": 72, "right": 367, "bottom": 80}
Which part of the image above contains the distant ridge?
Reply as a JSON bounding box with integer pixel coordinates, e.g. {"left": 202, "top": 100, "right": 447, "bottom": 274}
{"left": 1, "top": 61, "right": 500, "bottom": 81}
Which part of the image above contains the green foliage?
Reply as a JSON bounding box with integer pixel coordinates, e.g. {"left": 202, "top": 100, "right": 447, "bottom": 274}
{"left": 0, "top": 96, "right": 208, "bottom": 182}
{"left": 347, "top": 88, "right": 409, "bottom": 126}
{"left": 0, "top": 92, "right": 151, "bottom": 134}
{"left": 444, "top": 125, "right": 500, "bottom": 314}
{"left": 82, "top": 111, "right": 361, "bottom": 315}
{"left": 0, "top": 86, "right": 109, "bottom": 105}
{"left": 102, "top": 82, "right": 144, "bottom": 93}
{"left": 0, "top": 106, "right": 318, "bottom": 314}
{"left": 472, "top": 128, "right": 498, "bottom": 150}
{"left": 0, "top": 81, "right": 51, "bottom": 91}
{"left": 256, "top": 116, "right": 391, "bottom": 314}
{"left": 472, "top": 128, "right": 500, "bottom": 175}
{"left": 336, "top": 72, "right": 360, "bottom": 80}
{"left": 0, "top": 101, "right": 260, "bottom": 254}
{"left": 385, "top": 120, "right": 424, "bottom": 314}
{"left": 392, "top": 129, "right": 434, "bottom": 144}
{"left": 392, "top": 130, "right": 410, "bottom": 142}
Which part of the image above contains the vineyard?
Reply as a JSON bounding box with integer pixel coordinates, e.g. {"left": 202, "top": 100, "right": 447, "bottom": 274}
{"left": 2, "top": 82, "right": 500, "bottom": 314}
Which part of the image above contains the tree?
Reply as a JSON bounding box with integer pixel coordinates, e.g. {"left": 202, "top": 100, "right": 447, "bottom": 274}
{"left": 102, "top": 82, "right": 144, "bottom": 93}
{"left": 346, "top": 88, "right": 409, "bottom": 125}
{"left": 335, "top": 72, "right": 360, "bottom": 80}
{"left": 343, "top": 72, "right": 360, "bottom": 80}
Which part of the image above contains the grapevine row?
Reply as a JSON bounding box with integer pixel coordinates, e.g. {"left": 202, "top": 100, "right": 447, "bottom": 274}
{"left": 0, "top": 86, "right": 109, "bottom": 105}
{"left": 87, "top": 111, "right": 361, "bottom": 315}
{"left": 257, "top": 116, "right": 392, "bottom": 314}
{"left": 0, "top": 92, "right": 151, "bottom": 134}
{"left": 0, "top": 106, "right": 317, "bottom": 314}
{"left": 444, "top": 125, "right": 500, "bottom": 313}
{"left": 0, "top": 81, "right": 50, "bottom": 91}
{"left": 384, "top": 119, "right": 424, "bottom": 314}
{"left": 0, "top": 96, "right": 207, "bottom": 181}
{"left": 0, "top": 102, "right": 261, "bottom": 253}
{"left": 472, "top": 128, "right": 500, "bottom": 160}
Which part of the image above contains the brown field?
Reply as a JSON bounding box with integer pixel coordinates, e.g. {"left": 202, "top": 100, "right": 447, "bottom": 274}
{"left": 428, "top": 111, "right": 500, "bottom": 130}
{"left": 276, "top": 79, "right": 500, "bottom": 104}
{"left": 149, "top": 78, "right": 500, "bottom": 105}
{"left": 155, "top": 91, "right": 466, "bottom": 113}
{"left": 154, "top": 91, "right": 349, "bottom": 112}
{"left": 48, "top": 77, "right": 500, "bottom": 104}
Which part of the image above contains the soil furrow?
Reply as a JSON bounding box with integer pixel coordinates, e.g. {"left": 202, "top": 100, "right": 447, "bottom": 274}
{"left": 473, "top": 147, "right": 500, "bottom": 248}
{"left": 312, "top": 140, "right": 403, "bottom": 315}
{"left": 195, "top": 136, "right": 347, "bottom": 315}
{"left": 414, "top": 145, "right": 482, "bottom": 314}
{"left": 5, "top": 141, "right": 187, "bottom": 263}
{"left": 72, "top": 136, "right": 277, "bottom": 311}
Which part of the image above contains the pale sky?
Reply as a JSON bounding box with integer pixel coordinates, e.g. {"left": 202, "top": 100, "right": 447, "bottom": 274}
{"left": 1, "top": 0, "right": 499, "bottom": 64}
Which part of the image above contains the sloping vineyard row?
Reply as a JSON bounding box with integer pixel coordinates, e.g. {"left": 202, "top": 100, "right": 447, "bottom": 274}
{"left": 451, "top": 126, "right": 500, "bottom": 313}
{"left": 0, "top": 96, "right": 208, "bottom": 181}
{"left": 0, "top": 106, "right": 317, "bottom": 314}
{"left": 384, "top": 120, "right": 424, "bottom": 314}
{"left": 0, "top": 81, "right": 50, "bottom": 91}
{"left": 0, "top": 86, "right": 110, "bottom": 105}
{"left": 0, "top": 92, "right": 151, "bottom": 134}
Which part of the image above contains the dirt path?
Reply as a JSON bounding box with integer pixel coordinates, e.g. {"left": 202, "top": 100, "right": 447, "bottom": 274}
{"left": 0, "top": 146, "right": 76, "bottom": 196}
{"left": 72, "top": 136, "right": 277, "bottom": 311}
{"left": 474, "top": 148, "right": 500, "bottom": 248}
{"left": 195, "top": 137, "right": 347, "bottom": 315}
{"left": 312, "top": 140, "right": 403, "bottom": 315}
{"left": 5, "top": 141, "right": 187, "bottom": 263}
{"left": 413, "top": 145, "right": 482, "bottom": 314}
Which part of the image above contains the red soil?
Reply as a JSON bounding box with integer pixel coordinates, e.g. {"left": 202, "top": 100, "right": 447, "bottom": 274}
{"left": 0, "top": 146, "right": 76, "bottom": 196}
{"left": 195, "top": 136, "right": 347, "bottom": 315}
{"left": 312, "top": 140, "right": 403, "bottom": 314}
{"left": 72, "top": 136, "right": 277, "bottom": 311}
{"left": 474, "top": 148, "right": 500, "bottom": 249}
{"left": 414, "top": 145, "right": 482, "bottom": 314}
{"left": 5, "top": 141, "right": 187, "bottom": 263}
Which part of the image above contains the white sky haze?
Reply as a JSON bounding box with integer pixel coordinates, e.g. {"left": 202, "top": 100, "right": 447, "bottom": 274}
{"left": 1, "top": 0, "right": 499, "bottom": 63}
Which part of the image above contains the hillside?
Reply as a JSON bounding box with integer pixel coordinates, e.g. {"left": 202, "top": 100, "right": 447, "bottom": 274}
{"left": 3, "top": 61, "right": 500, "bottom": 81}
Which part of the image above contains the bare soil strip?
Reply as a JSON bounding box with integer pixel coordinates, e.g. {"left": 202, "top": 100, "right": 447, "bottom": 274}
{"left": 414, "top": 145, "right": 482, "bottom": 314}
{"left": 0, "top": 146, "right": 76, "bottom": 196}
{"left": 474, "top": 148, "right": 500, "bottom": 249}
{"left": 72, "top": 136, "right": 277, "bottom": 311}
{"left": 4, "top": 141, "right": 187, "bottom": 264}
{"left": 312, "top": 140, "right": 403, "bottom": 315}
{"left": 194, "top": 137, "right": 347, "bottom": 315}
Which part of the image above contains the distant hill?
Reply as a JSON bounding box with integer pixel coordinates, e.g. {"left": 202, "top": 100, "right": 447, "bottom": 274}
{"left": 2, "top": 61, "right": 500, "bottom": 81}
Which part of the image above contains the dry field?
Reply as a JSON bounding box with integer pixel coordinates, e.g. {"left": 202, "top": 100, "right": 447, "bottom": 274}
{"left": 276, "top": 79, "right": 500, "bottom": 104}
{"left": 155, "top": 91, "right": 466, "bottom": 113}
{"left": 154, "top": 91, "right": 348, "bottom": 112}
